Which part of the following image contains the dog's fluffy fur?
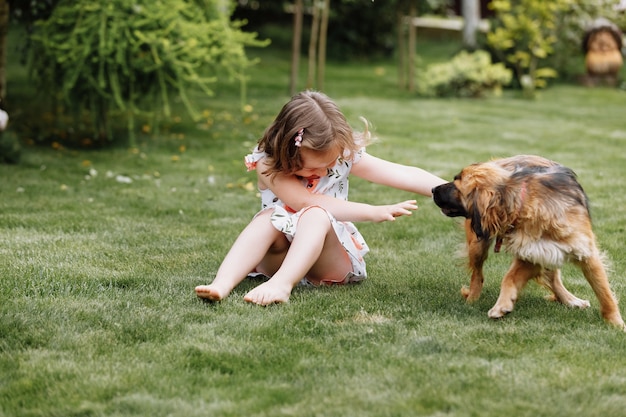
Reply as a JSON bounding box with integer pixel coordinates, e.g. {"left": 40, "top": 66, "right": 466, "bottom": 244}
{"left": 432, "top": 155, "right": 624, "bottom": 328}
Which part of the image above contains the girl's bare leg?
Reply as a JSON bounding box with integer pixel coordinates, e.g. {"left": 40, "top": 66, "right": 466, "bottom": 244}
{"left": 195, "top": 210, "right": 288, "bottom": 301}
{"left": 244, "top": 207, "right": 353, "bottom": 306}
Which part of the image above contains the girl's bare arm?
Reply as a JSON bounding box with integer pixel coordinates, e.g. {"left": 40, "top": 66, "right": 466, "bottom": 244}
{"left": 350, "top": 153, "right": 447, "bottom": 197}
{"left": 257, "top": 164, "right": 416, "bottom": 223}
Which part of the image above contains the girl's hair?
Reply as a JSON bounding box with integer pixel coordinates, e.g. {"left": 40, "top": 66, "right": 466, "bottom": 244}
{"left": 258, "top": 90, "right": 372, "bottom": 176}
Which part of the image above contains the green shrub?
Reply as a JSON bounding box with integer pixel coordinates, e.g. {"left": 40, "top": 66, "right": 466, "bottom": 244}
{"left": 0, "top": 130, "right": 20, "bottom": 164}
{"left": 0, "top": 110, "right": 19, "bottom": 164}
{"left": 486, "top": 0, "right": 570, "bottom": 96}
{"left": 416, "top": 50, "right": 512, "bottom": 97}
{"left": 551, "top": 0, "right": 626, "bottom": 81}
{"left": 27, "top": 0, "right": 268, "bottom": 147}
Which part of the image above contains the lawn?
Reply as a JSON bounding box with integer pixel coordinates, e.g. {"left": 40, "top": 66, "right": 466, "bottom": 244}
{"left": 1, "top": 30, "right": 626, "bottom": 417}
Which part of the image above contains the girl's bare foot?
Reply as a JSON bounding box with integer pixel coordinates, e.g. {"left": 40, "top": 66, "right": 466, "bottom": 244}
{"left": 195, "top": 284, "right": 228, "bottom": 301}
{"left": 243, "top": 281, "right": 292, "bottom": 306}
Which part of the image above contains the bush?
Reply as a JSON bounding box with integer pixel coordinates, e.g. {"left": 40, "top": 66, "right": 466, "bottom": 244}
{"left": 551, "top": 0, "right": 626, "bottom": 82}
{"left": 0, "top": 109, "right": 19, "bottom": 164}
{"left": 416, "top": 50, "right": 512, "bottom": 97}
{"left": 0, "top": 130, "right": 20, "bottom": 164}
{"left": 27, "top": 0, "right": 268, "bottom": 147}
{"left": 486, "top": 0, "right": 570, "bottom": 96}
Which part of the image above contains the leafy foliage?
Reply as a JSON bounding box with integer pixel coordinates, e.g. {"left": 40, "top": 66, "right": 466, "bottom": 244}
{"left": 550, "top": 0, "right": 626, "bottom": 81}
{"left": 416, "top": 50, "right": 512, "bottom": 97}
{"left": 27, "top": 0, "right": 268, "bottom": 146}
{"left": 0, "top": 130, "right": 20, "bottom": 164}
{"left": 487, "top": 0, "right": 570, "bottom": 96}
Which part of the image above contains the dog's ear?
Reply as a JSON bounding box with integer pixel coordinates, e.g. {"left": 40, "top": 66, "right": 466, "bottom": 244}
{"left": 469, "top": 199, "right": 488, "bottom": 240}
{"left": 470, "top": 184, "right": 512, "bottom": 240}
{"left": 469, "top": 188, "right": 499, "bottom": 240}
{"left": 460, "top": 163, "right": 512, "bottom": 240}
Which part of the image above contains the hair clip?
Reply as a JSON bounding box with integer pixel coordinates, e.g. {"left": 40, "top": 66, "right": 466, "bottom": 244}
{"left": 294, "top": 128, "right": 304, "bottom": 147}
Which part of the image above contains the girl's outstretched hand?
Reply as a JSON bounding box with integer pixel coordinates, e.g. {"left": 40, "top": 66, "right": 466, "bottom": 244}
{"left": 373, "top": 200, "right": 418, "bottom": 222}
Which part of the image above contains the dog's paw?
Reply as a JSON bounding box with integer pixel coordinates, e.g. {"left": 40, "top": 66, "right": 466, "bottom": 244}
{"left": 488, "top": 305, "right": 512, "bottom": 319}
{"left": 461, "top": 286, "right": 481, "bottom": 303}
{"left": 461, "top": 286, "right": 470, "bottom": 299}
{"left": 604, "top": 313, "right": 625, "bottom": 330}
{"left": 568, "top": 298, "right": 591, "bottom": 309}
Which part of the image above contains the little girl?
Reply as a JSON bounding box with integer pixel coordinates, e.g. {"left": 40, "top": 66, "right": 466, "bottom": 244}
{"left": 195, "top": 91, "right": 446, "bottom": 305}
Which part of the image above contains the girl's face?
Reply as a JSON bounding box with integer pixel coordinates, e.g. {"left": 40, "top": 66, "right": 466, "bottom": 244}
{"left": 293, "top": 147, "right": 339, "bottom": 179}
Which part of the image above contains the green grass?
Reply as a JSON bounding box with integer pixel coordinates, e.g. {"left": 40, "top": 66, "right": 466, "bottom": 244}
{"left": 2, "top": 30, "right": 626, "bottom": 416}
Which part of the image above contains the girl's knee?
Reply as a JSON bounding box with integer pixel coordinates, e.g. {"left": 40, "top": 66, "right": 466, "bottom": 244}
{"left": 251, "top": 209, "right": 279, "bottom": 230}
{"left": 299, "top": 206, "right": 332, "bottom": 227}
{"left": 253, "top": 208, "right": 274, "bottom": 221}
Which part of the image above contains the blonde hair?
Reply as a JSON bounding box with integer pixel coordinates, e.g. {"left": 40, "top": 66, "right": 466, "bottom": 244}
{"left": 258, "top": 91, "right": 372, "bottom": 176}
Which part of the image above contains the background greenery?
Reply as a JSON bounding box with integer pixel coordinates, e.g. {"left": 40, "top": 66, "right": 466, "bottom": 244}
{"left": 2, "top": 17, "right": 626, "bottom": 417}
{"left": 5, "top": 0, "right": 625, "bottom": 151}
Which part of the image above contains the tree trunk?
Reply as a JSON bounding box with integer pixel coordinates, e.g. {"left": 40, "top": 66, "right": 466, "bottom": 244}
{"left": 0, "top": 0, "right": 9, "bottom": 102}
{"left": 462, "top": 0, "right": 480, "bottom": 50}
{"left": 306, "top": 1, "right": 320, "bottom": 89}
{"left": 408, "top": 1, "right": 416, "bottom": 93}
{"left": 397, "top": 10, "right": 406, "bottom": 89}
{"left": 290, "top": 0, "right": 303, "bottom": 96}
{"left": 316, "top": 0, "right": 329, "bottom": 91}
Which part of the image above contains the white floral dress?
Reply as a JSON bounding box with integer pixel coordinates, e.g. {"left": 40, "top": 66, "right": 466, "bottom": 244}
{"left": 244, "top": 146, "right": 370, "bottom": 285}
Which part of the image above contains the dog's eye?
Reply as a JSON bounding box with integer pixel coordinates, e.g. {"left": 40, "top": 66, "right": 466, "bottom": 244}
{"left": 454, "top": 173, "right": 462, "bottom": 181}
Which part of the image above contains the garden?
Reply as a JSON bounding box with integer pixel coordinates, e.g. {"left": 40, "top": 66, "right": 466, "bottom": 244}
{"left": 1, "top": 1, "right": 626, "bottom": 416}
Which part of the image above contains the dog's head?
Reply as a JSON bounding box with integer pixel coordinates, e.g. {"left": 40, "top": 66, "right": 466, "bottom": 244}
{"left": 433, "top": 162, "right": 512, "bottom": 240}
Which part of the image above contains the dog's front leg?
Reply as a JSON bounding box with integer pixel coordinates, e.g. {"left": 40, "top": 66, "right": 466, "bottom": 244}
{"left": 488, "top": 258, "right": 541, "bottom": 319}
{"left": 463, "top": 219, "right": 490, "bottom": 302}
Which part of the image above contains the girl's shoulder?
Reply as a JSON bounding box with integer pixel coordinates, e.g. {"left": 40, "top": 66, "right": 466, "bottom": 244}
{"left": 348, "top": 147, "right": 367, "bottom": 164}
{"left": 245, "top": 147, "right": 266, "bottom": 172}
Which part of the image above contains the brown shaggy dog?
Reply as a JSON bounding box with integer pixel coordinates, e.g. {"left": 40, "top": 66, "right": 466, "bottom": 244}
{"left": 432, "top": 155, "right": 624, "bottom": 329}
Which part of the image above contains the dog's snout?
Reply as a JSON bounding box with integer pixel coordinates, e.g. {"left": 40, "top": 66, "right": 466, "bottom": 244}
{"left": 432, "top": 183, "right": 445, "bottom": 195}
{"left": 432, "top": 182, "right": 467, "bottom": 218}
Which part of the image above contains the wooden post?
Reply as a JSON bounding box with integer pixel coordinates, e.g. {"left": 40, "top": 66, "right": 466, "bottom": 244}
{"left": 462, "top": 0, "right": 480, "bottom": 50}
